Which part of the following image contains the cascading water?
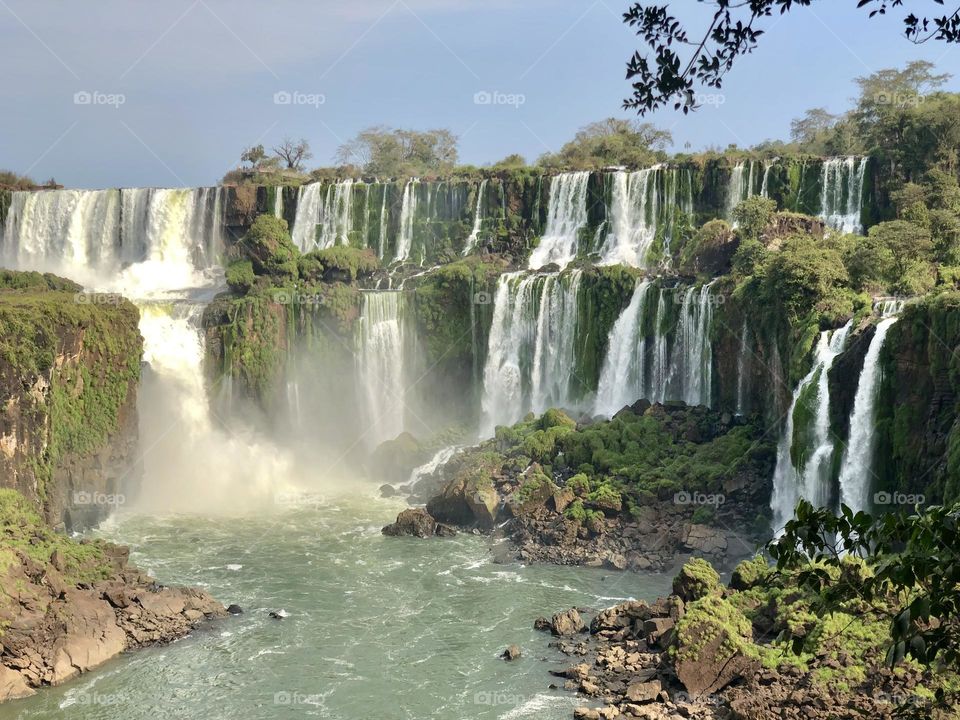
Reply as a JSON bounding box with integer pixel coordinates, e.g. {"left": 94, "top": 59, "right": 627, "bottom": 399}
{"left": 770, "top": 322, "right": 852, "bottom": 532}
{"left": 462, "top": 179, "right": 488, "bottom": 256}
{"left": 667, "top": 282, "right": 716, "bottom": 407}
{"left": 528, "top": 172, "right": 590, "bottom": 270}
{"left": 735, "top": 321, "right": 750, "bottom": 416}
{"left": 837, "top": 302, "right": 901, "bottom": 513}
{"left": 395, "top": 179, "right": 420, "bottom": 262}
{"left": 726, "top": 161, "right": 755, "bottom": 220}
{"left": 480, "top": 271, "right": 582, "bottom": 434}
{"left": 273, "top": 187, "right": 284, "bottom": 219}
{"left": 2, "top": 187, "right": 294, "bottom": 512}
{"left": 357, "top": 291, "right": 408, "bottom": 448}
{"left": 291, "top": 180, "right": 356, "bottom": 251}
{"left": 600, "top": 169, "right": 658, "bottom": 267}
{"left": 377, "top": 186, "right": 389, "bottom": 260}
{"left": 594, "top": 280, "right": 651, "bottom": 416}
{"left": 820, "top": 157, "right": 868, "bottom": 234}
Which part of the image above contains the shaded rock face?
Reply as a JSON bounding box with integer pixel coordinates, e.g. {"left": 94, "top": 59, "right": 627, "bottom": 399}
{"left": 381, "top": 508, "right": 456, "bottom": 538}
{"left": 0, "top": 548, "right": 225, "bottom": 702}
{"left": 0, "top": 296, "right": 142, "bottom": 532}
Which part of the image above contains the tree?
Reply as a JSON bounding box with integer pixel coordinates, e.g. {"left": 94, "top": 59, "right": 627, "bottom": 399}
{"left": 538, "top": 118, "right": 672, "bottom": 169}
{"left": 489, "top": 153, "right": 528, "bottom": 170}
{"left": 869, "top": 220, "right": 934, "bottom": 280}
{"left": 272, "top": 137, "right": 313, "bottom": 171}
{"left": 790, "top": 108, "right": 838, "bottom": 147}
{"left": 240, "top": 144, "right": 267, "bottom": 168}
{"left": 622, "top": 2, "right": 960, "bottom": 115}
{"left": 336, "top": 127, "right": 459, "bottom": 177}
{"left": 733, "top": 196, "right": 777, "bottom": 242}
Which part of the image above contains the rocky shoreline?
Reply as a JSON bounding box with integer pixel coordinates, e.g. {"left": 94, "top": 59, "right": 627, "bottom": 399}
{"left": 530, "top": 559, "right": 951, "bottom": 720}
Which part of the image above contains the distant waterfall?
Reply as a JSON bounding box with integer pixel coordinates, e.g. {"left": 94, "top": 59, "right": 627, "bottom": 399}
{"left": 594, "top": 280, "right": 715, "bottom": 415}
{"left": 357, "top": 291, "right": 408, "bottom": 448}
{"left": 481, "top": 271, "right": 582, "bottom": 434}
{"left": 726, "top": 161, "right": 756, "bottom": 220}
{"left": 760, "top": 161, "right": 775, "bottom": 198}
{"left": 770, "top": 322, "right": 852, "bottom": 532}
{"left": 377, "top": 188, "right": 389, "bottom": 259}
{"left": 837, "top": 303, "right": 901, "bottom": 513}
{"left": 529, "top": 172, "right": 590, "bottom": 269}
{"left": 395, "top": 179, "right": 420, "bottom": 262}
{"left": 273, "top": 187, "right": 284, "bottom": 219}
{"left": 735, "top": 321, "right": 750, "bottom": 416}
{"left": 820, "top": 157, "right": 868, "bottom": 234}
{"left": 290, "top": 180, "right": 356, "bottom": 251}
{"left": 462, "top": 179, "right": 488, "bottom": 256}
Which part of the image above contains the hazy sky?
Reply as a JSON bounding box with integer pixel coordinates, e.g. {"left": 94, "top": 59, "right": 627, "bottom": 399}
{"left": 0, "top": 0, "right": 957, "bottom": 188}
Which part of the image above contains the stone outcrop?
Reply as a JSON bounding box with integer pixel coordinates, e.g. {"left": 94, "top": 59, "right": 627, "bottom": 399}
{"left": 381, "top": 508, "right": 456, "bottom": 538}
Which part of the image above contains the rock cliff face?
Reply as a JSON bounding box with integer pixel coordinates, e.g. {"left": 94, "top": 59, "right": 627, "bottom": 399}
{"left": 0, "top": 272, "right": 142, "bottom": 530}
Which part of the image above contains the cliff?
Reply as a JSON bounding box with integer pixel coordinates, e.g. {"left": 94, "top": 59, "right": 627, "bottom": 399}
{"left": 0, "top": 271, "right": 142, "bottom": 530}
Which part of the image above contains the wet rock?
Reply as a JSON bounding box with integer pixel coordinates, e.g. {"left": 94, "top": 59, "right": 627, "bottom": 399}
{"left": 226, "top": 604, "right": 243, "bottom": 615}
{"left": 378, "top": 484, "right": 398, "bottom": 498}
{"left": 551, "top": 608, "right": 585, "bottom": 636}
{"left": 501, "top": 644, "right": 522, "bottom": 661}
{"left": 381, "top": 508, "right": 441, "bottom": 538}
{"left": 625, "top": 679, "right": 662, "bottom": 704}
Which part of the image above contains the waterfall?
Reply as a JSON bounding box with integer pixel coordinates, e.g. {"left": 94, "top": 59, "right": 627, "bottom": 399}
{"left": 2, "top": 187, "right": 291, "bottom": 512}
{"left": 291, "top": 180, "right": 356, "bottom": 251}
{"left": 820, "top": 157, "right": 868, "bottom": 234}
{"left": 395, "top": 179, "right": 420, "bottom": 262}
{"left": 668, "top": 282, "right": 716, "bottom": 407}
{"left": 735, "top": 321, "right": 750, "bottom": 416}
{"left": 837, "top": 303, "right": 901, "bottom": 513}
{"left": 600, "top": 169, "right": 658, "bottom": 267}
{"left": 377, "top": 187, "right": 389, "bottom": 260}
{"left": 357, "top": 291, "right": 408, "bottom": 448}
{"left": 649, "top": 289, "right": 670, "bottom": 403}
{"left": 726, "top": 162, "right": 750, "bottom": 220}
{"left": 528, "top": 172, "right": 590, "bottom": 270}
{"left": 480, "top": 271, "right": 582, "bottom": 434}
{"left": 291, "top": 183, "right": 322, "bottom": 251}
{"left": 462, "top": 179, "right": 488, "bottom": 256}
{"left": 770, "top": 322, "right": 852, "bottom": 532}
{"left": 594, "top": 280, "right": 651, "bottom": 415}
{"left": 273, "top": 187, "right": 284, "bottom": 219}
{"left": 760, "top": 160, "right": 775, "bottom": 198}
{"left": 400, "top": 445, "right": 461, "bottom": 489}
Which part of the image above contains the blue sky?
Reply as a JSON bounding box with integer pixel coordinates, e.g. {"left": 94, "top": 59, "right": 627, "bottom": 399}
{"left": 0, "top": 0, "right": 957, "bottom": 188}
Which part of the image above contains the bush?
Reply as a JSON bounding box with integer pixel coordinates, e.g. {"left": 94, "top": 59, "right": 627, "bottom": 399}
{"left": 225, "top": 259, "right": 255, "bottom": 293}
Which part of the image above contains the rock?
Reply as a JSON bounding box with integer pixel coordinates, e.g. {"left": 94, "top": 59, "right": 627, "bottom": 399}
{"left": 551, "top": 608, "right": 586, "bottom": 636}
{"left": 672, "top": 558, "right": 721, "bottom": 603}
{"left": 574, "top": 709, "right": 601, "bottom": 720}
{"left": 427, "top": 475, "right": 501, "bottom": 529}
{"left": 643, "top": 617, "right": 675, "bottom": 647}
{"left": 226, "top": 604, "right": 243, "bottom": 615}
{"left": 501, "top": 644, "right": 522, "bottom": 661}
{"left": 625, "top": 679, "right": 662, "bottom": 704}
{"left": 552, "top": 487, "right": 576, "bottom": 514}
{"left": 681, "top": 524, "right": 727, "bottom": 555}
{"left": 268, "top": 610, "right": 289, "bottom": 619}
{"left": 534, "top": 616, "right": 552, "bottom": 632}
{"left": 605, "top": 552, "right": 628, "bottom": 571}
{"left": 590, "top": 601, "right": 652, "bottom": 634}
{"left": 378, "top": 484, "right": 398, "bottom": 498}
{"left": 0, "top": 666, "right": 33, "bottom": 703}
{"left": 381, "top": 508, "right": 440, "bottom": 538}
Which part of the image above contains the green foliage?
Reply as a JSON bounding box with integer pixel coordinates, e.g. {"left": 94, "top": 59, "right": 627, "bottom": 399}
{"left": 537, "top": 118, "right": 671, "bottom": 170}
{"left": 239, "top": 214, "right": 299, "bottom": 279}
{"left": 336, "top": 126, "right": 459, "bottom": 177}
{"left": 225, "top": 259, "right": 255, "bottom": 293}
{"left": 733, "top": 196, "right": 777, "bottom": 242}
{"left": 302, "top": 246, "right": 379, "bottom": 282}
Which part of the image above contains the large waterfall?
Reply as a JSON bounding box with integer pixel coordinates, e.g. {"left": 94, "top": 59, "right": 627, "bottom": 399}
{"left": 357, "top": 291, "right": 408, "bottom": 449}
{"left": 820, "top": 157, "right": 868, "bottom": 234}
{"left": 481, "top": 271, "right": 583, "bottom": 434}
{"left": 770, "top": 321, "right": 851, "bottom": 532}
{"left": 291, "top": 180, "right": 357, "bottom": 251}
{"left": 1, "top": 187, "right": 297, "bottom": 512}
{"left": 528, "top": 172, "right": 590, "bottom": 270}
{"left": 837, "top": 302, "right": 901, "bottom": 513}
{"left": 593, "top": 279, "right": 715, "bottom": 416}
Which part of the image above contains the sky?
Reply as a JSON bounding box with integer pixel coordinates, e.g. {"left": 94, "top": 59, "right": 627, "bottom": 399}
{"left": 0, "top": 0, "right": 957, "bottom": 188}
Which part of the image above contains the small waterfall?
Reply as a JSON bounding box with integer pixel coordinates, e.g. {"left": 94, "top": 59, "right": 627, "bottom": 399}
{"left": 594, "top": 280, "right": 651, "bottom": 415}
{"left": 273, "top": 187, "right": 284, "bottom": 219}
{"left": 480, "top": 271, "right": 582, "bottom": 434}
{"left": 600, "top": 169, "right": 658, "bottom": 267}
{"left": 837, "top": 303, "right": 901, "bottom": 513}
{"left": 668, "top": 282, "right": 716, "bottom": 407}
{"left": 291, "top": 183, "right": 323, "bottom": 250}
{"left": 377, "top": 187, "right": 389, "bottom": 260}
{"left": 357, "top": 291, "right": 408, "bottom": 448}
{"left": 462, "top": 179, "right": 488, "bottom": 256}
{"left": 760, "top": 160, "right": 775, "bottom": 198}
{"left": 735, "top": 321, "right": 750, "bottom": 416}
{"left": 528, "top": 172, "right": 590, "bottom": 270}
{"left": 770, "top": 322, "right": 852, "bottom": 532}
{"left": 400, "top": 445, "right": 461, "bottom": 489}
{"left": 649, "top": 289, "right": 670, "bottom": 402}
{"left": 292, "top": 180, "right": 356, "bottom": 251}
{"left": 395, "top": 179, "right": 420, "bottom": 262}
{"left": 820, "top": 157, "right": 868, "bottom": 234}
{"left": 726, "top": 162, "right": 750, "bottom": 219}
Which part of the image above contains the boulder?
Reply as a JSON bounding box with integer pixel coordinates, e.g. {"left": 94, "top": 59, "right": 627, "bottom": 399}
{"left": 672, "top": 558, "right": 721, "bottom": 603}
{"left": 551, "top": 608, "right": 585, "bottom": 636}
{"left": 625, "top": 678, "right": 661, "bottom": 704}
{"left": 552, "top": 487, "right": 576, "bottom": 514}
{"left": 381, "top": 508, "right": 441, "bottom": 538}
{"left": 681, "top": 524, "right": 728, "bottom": 555}
{"left": 501, "top": 644, "right": 522, "bottom": 661}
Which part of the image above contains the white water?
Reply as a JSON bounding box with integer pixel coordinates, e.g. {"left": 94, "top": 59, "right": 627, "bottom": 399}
{"left": 529, "top": 172, "right": 590, "bottom": 270}
{"left": 820, "top": 157, "right": 868, "bottom": 234}
{"left": 770, "top": 321, "right": 852, "bottom": 532}
{"left": 290, "top": 181, "right": 356, "bottom": 251}
{"left": 726, "top": 161, "right": 755, "bottom": 220}
{"left": 837, "top": 306, "right": 900, "bottom": 513}
{"left": 462, "top": 179, "right": 488, "bottom": 256}
{"left": 760, "top": 160, "right": 775, "bottom": 198}
{"left": 668, "top": 282, "right": 717, "bottom": 407}
{"left": 273, "top": 187, "right": 284, "bottom": 219}
{"left": 735, "top": 321, "right": 750, "bottom": 416}
{"left": 594, "top": 280, "right": 651, "bottom": 416}
{"left": 400, "top": 445, "right": 462, "bottom": 489}
{"left": 395, "top": 179, "right": 420, "bottom": 262}
{"left": 480, "top": 271, "right": 582, "bottom": 434}
{"left": 600, "top": 169, "right": 658, "bottom": 267}
{"left": 2, "top": 188, "right": 299, "bottom": 513}
{"left": 357, "top": 291, "right": 408, "bottom": 448}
